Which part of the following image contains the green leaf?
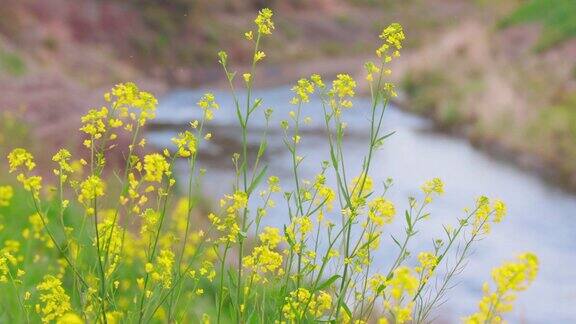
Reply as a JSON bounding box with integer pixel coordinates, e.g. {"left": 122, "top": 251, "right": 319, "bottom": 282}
{"left": 257, "top": 140, "right": 268, "bottom": 158}
{"left": 247, "top": 165, "right": 268, "bottom": 195}
{"left": 341, "top": 302, "right": 352, "bottom": 318}
{"left": 316, "top": 275, "right": 341, "bottom": 291}
{"left": 376, "top": 131, "right": 396, "bottom": 143}
{"left": 391, "top": 234, "right": 401, "bottom": 248}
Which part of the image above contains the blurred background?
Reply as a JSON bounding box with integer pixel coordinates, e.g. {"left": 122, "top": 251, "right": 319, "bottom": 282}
{"left": 1, "top": 0, "right": 575, "bottom": 322}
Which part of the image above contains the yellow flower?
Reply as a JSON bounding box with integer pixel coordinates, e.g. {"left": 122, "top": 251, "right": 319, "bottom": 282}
{"left": 52, "top": 149, "right": 74, "bottom": 182}
{"left": 376, "top": 23, "right": 405, "bottom": 59}
{"left": 259, "top": 226, "right": 283, "bottom": 249}
{"left": 198, "top": 92, "right": 219, "bottom": 121}
{"left": 421, "top": 177, "right": 444, "bottom": 195}
{"left": 384, "top": 266, "right": 418, "bottom": 324}
{"left": 26, "top": 213, "right": 54, "bottom": 248}
{"left": 472, "top": 196, "right": 493, "bottom": 235}
{"left": 379, "top": 23, "right": 405, "bottom": 50}
{"left": 36, "top": 275, "right": 72, "bottom": 323}
{"left": 172, "top": 131, "right": 197, "bottom": 158}
{"left": 242, "top": 245, "right": 283, "bottom": 275}
{"left": 80, "top": 107, "right": 108, "bottom": 145}
{"left": 243, "top": 73, "right": 252, "bottom": 83}
{"left": 78, "top": 175, "right": 105, "bottom": 204}
{"left": 330, "top": 74, "right": 356, "bottom": 108}
{"left": 218, "top": 51, "right": 228, "bottom": 66}
{"left": 150, "top": 249, "right": 175, "bottom": 289}
{"left": 108, "top": 82, "right": 157, "bottom": 126}
{"left": 493, "top": 199, "right": 506, "bottom": 223}
{"left": 254, "top": 8, "right": 274, "bottom": 35}
{"left": 56, "top": 313, "right": 83, "bottom": 324}
{"left": 368, "top": 197, "right": 396, "bottom": 226}
{"left": 310, "top": 74, "right": 325, "bottom": 88}
{"left": 143, "top": 153, "right": 170, "bottom": 182}
{"left": 415, "top": 252, "right": 438, "bottom": 283}
{"left": 268, "top": 176, "right": 281, "bottom": 193}
{"left": 464, "top": 253, "right": 539, "bottom": 324}
{"left": 254, "top": 50, "right": 266, "bottom": 62}
{"left": 16, "top": 174, "right": 43, "bottom": 199}
{"left": 290, "top": 78, "right": 315, "bottom": 104}
{"left": 0, "top": 185, "right": 13, "bottom": 207}
{"left": 7, "top": 148, "right": 36, "bottom": 172}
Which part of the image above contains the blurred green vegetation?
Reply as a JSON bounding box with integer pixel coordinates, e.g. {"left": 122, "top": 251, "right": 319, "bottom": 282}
{"left": 0, "top": 111, "right": 31, "bottom": 157}
{"left": 500, "top": 0, "right": 576, "bottom": 51}
{"left": 530, "top": 93, "right": 576, "bottom": 176}
{"left": 0, "top": 48, "right": 25, "bottom": 77}
{"left": 402, "top": 69, "right": 483, "bottom": 129}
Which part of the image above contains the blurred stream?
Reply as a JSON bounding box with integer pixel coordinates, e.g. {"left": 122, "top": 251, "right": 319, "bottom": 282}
{"left": 149, "top": 86, "right": 576, "bottom": 323}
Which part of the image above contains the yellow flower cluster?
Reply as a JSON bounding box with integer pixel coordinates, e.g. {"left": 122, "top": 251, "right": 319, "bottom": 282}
{"left": 7, "top": 148, "right": 36, "bottom": 171}
{"left": 24, "top": 213, "right": 54, "bottom": 249}
{"left": 384, "top": 266, "right": 419, "bottom": 323}
{"left": 80, "top": 107, "right": 108, "bottom": 140}
{"left": 472, "top": 196, "right": 507, "bottom": 235}
{"left": 421, "top": 177, "right": 444, "bottom": 195}
{"left": 376, "top": 23, "right": 405, "bottom": 60}
{"left": 415, "top": 252, "right": 438, "bottom": 283}
{"left": 36, "top": 275, "right": 72, "bottom": 323}
{"left": 7, "top": 148, "right": 42, "bottom": 198}
{"left": 254, "top": 8, "right": 274, "bottom": 35}
{"left": 291, "top": 78, "right": 315, "bottom": 105}
{"left": 147, "top": 249, "right": 175, "bottom": 289}
{"left": 242, "top": 227, "right": 283, "bottom": 281}
{"left": 106, "top": 82, "right": 158, "bottom": 126}
{"left": 78, "top": 175, "right": 105, "bottom": 205}
{"left": 0, "top": 185, "right": 13, "bottom": 207}
{"left": 96, "top": 211, "right": 123, "bottom": 276}
{"left": 268, "top": 176, "right": 281, "bottom": 193}
{"left": 52, "top": 149, "right": 74, "bottom": 182}
{"left": 330, "top": 74, "right": 357, "bottom": 109}
{"left": 464, "top": 253, "right": 539, "bottom": 324}
{"left": 350, "top": 173, "right": 374, "bottom": 210}
{"left": 0, "top": 248, "right": 18, "bottom": 283}
{"left": 143, "top": 153, "right": 171, "bottom": 183}
{"left": 282, "top": 288, "right": 332, "bottom": 321}
{"left": 368, "top": 197, "right": 396, "bottom": 226}
{"left": 172, "top": 131, "right": 198, "bottom": 158}
{"left": 314, "top": 174, "right": 335, "bottom": 212}
{"left": 198, "top": 92, "right": 219, "bottom": 121}
{"left": 209, "top": 191, "right": 248, "bottom": 243}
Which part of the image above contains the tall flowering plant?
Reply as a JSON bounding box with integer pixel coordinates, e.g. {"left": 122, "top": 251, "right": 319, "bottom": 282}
{"left": 0, "top": 8, "right": 537, "bottom": 324}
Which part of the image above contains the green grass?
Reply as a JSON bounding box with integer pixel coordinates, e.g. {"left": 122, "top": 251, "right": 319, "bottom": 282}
{"left": 500, "top": 0, "right": 576, "bottom": 50}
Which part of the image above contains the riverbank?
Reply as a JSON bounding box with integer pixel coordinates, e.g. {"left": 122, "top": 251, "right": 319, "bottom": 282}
{"left": 2, "top": 0, "right": 575, "bottom": 190}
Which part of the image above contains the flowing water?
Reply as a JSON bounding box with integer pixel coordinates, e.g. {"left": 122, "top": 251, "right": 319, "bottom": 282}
{"left": 149, "top": 86, "right": 576, "bottom": 323}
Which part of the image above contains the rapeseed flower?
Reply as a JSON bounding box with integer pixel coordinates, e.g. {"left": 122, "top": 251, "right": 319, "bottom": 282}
{"left": 368, "top": 197, "right": 396, "bottom": 226}
{"left": 143, "top": 153, "right": 171, "bottom": 183}
{"left": 330, "top": 74, "right": 356, "bottom": 109}
{"left": 384, "top": 266, "right": 418, "bottom": 324}
{"left": 172, "top": 131, "right": 198, "bottom": 158}
{"left": 464, "top": 253, "right": 539, "bottom": 323}
{"left": 198, "top": 92, "right": 219, "bottom": 121}
{"left": 36, "top": 275, "right": 71, "bottom": 323}
{"left": 254, "top": 8, "right": 274, "bottom": 35}
{"left": 78, "top": 175, "right": 105, "bottom": 205}
{"left": 0, "top": 185, "right": 13, "bottom": 207}
{"left": 7, "top": 148, "right": 36, "bottom": 172}
{"left": 291, "top": 78, "right": 315, "bottom": 104}
{"left": 107, "top": 82, "right": 157, "bottom": 126}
